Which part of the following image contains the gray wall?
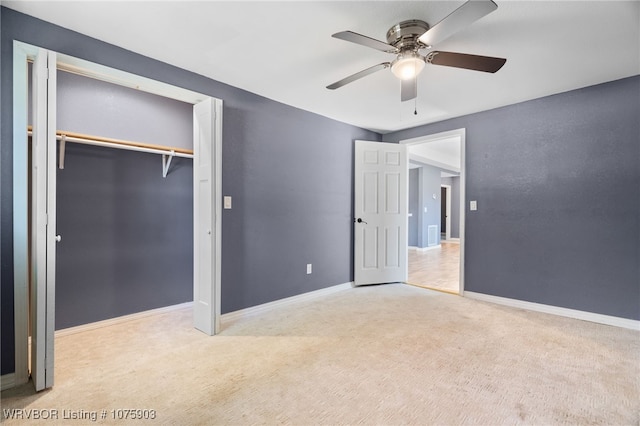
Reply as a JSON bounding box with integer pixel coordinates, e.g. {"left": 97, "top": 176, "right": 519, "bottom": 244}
{"left": 385, "top": 75, "right": 640, "bottom": 321}
{"left": 56, "top": 145, "right": 193, "bottom": 329}
{"left": 441, "top": 176, "right": 460, "bottom": 239}
{"left": 419, "top": 165, "right": 442, "bottom": 247}
{"left": 408, "top": 164, "right": 442, "bottom": 248}
{"left": 52, "top": 71, "right": 194, "bottom": 329}
{"left": 57, "top": 71, "right": 194, "bottom": 149}
{"left": 408, "top": 169, "right": 419, "bottom": 246}
{"left": 1, "top": 8, "right": 381, "bottom": 375}
{"left": 29, "top": 68, "right": 193, "bottom": 149}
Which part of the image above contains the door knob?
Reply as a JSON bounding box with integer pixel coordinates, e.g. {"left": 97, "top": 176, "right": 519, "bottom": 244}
{"left": 55, "top": 235, "right": 62, "bottom": 242}
{"left": 355, "top": 218, "right": 367, "bottom": 224}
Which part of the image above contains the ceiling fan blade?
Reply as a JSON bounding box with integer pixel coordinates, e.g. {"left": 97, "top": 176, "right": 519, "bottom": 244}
{"left": 332, "top": 31, "right": 398, "bottom": 53}
{"left": 428, "top": 51, "right": 506, "bottom": 73}
{"left": 418, "top": 0, "right": 498, "bottom": 47}
{"left": 327, "top": 63, "right": 391, "bottom": 90}
{"left": 401, "top": 77, "right": 417, "bottom": 102}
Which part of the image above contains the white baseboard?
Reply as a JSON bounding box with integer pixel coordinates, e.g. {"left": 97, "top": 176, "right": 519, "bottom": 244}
{"left": 464, "top": 291, "right": 640, "bottom": 330}
{"left": 55, "top": 302, "right": 193, "bottom": 337}
{"left": 1, "top": 373, "right": 16, "bottom": 391}
{"left": 221, "top": 282, "right": 353, "bottom": 324}
{"left": 408, "top": 245, "right": 441, "bottom": 252}
{"left": 442, "top": 238, "right": 460, "bottom": 244}
{"left": 55, "top": 283, "right": 354, "bottom": 338}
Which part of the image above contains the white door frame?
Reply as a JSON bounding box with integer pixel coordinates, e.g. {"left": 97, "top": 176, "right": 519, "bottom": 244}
{"left": 441, "top": 184, "right": 452, "bottom": 241}
{"left": 400, "top": 129, "right": 465, "bottom": 294}
{"left": 11, "top": 41, "right": 223, "bottom": 389}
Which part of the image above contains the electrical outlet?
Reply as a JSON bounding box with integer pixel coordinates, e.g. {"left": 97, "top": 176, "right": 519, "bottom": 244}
{"left": 306, "top": 264, "right": 312, "bottom": 274}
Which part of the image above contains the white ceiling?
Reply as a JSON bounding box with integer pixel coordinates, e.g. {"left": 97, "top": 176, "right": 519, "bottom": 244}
{"left": 5, "top": 1, "right": 639, "bottom": 134}
{"left": 409, "top": 136, "right": 461, "bottom": 171}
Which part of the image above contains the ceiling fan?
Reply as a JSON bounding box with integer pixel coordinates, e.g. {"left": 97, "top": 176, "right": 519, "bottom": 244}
{"left": 326, "top": 0, "right": 506, "bottom": 102}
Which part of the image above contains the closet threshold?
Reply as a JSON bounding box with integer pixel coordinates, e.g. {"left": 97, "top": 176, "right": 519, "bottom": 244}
{"left": 27, "top": 126, "right": 193, "bottom": 178}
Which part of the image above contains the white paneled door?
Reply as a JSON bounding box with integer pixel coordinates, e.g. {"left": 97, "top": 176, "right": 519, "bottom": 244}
{"left": 354, "top": 140, "right": 408, "bottom": 286}
{"left": 31, "top": 48, "right": 57, "bottom": 391}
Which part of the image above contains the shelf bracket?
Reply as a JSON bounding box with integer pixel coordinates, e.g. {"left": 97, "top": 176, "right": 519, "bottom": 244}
{"left": 162, "top": 150, "right": 175, "bottom": 178}
{"left": 59, "top": 134, "right": 66, "bottom": 169}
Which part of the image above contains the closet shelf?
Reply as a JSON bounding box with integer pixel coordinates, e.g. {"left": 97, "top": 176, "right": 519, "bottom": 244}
{"left": 27, "top": 126, "right": 193, "bottom": 178}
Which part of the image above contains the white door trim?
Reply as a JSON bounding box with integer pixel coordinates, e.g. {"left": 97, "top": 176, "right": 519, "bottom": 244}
{"left": 400, "top": 128, "right": 466, "bottom": 294}
{"left": 12, "top": 41, "right": 223, "bottom": 389}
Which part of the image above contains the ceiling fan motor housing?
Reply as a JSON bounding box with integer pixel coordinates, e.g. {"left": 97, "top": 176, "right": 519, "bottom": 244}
{"left": 386, "top": 19, "right": 430, "bottom": 51}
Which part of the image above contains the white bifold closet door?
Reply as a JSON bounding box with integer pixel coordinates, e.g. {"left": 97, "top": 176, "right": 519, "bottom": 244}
{"left": 193, "top": 98, "right": 221, "bottom": 335}
{"left": 31, "top": 48, "right": 57, "bottom": 391}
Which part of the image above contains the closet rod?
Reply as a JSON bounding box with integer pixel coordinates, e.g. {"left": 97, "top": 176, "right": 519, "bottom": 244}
{"left": 27, "top": 126, "right": 193, "bottom": 158}
{"left": 27, "top": 127, "right": 192, "bottom": 177}
{"left": 50, "top": 133, "right": 194, "bottom": 159}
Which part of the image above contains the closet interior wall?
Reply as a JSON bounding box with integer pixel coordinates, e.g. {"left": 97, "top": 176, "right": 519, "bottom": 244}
{"left": 28, "top": 65, "right": 195, "bottom": 329}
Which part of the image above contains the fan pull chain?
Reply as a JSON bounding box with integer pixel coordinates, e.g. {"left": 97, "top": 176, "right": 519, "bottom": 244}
{"left": 413, "top": 75, "right": 418, "bottom": 115}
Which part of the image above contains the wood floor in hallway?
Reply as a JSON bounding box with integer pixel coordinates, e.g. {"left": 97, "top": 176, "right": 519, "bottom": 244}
{"left": 408, "top": 241, "right": 460, "bottom": 293}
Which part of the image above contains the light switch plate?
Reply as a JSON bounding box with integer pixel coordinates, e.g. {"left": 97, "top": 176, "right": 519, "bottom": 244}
{"left": 306, "top": 264, "right": 312, "bottom": 274}
{"left": 470, "top": 200, "right": 477, "bottom": 211}
{"left": 224, "top": 196, "right": 232, "bottom": 209}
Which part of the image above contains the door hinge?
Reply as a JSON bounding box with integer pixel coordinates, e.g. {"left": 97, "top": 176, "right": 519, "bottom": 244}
{"left": 47, "top": 68, "right": 54, "bottom": 80}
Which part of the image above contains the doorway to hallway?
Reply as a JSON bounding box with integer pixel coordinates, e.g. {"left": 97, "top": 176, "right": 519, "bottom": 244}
{"left": 401, "top": 128, "right": 465, "bottom": 295}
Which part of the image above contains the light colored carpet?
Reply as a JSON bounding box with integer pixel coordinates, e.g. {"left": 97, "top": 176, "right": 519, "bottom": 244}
{"left": 2, "top": 284, "right": 638, "bottom": 425}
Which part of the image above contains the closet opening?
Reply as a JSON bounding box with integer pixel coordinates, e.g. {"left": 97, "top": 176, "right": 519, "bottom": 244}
{"left": 39, "top": 66, "right": 195, "bottom": 331}
{"left": 13, "top": 42, "right": 222, "bottom": 391}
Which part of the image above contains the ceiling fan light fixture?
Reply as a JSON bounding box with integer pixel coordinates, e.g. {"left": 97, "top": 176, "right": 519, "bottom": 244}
{"left": 391, "top": 53, "right": 425, "bottom": 80}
